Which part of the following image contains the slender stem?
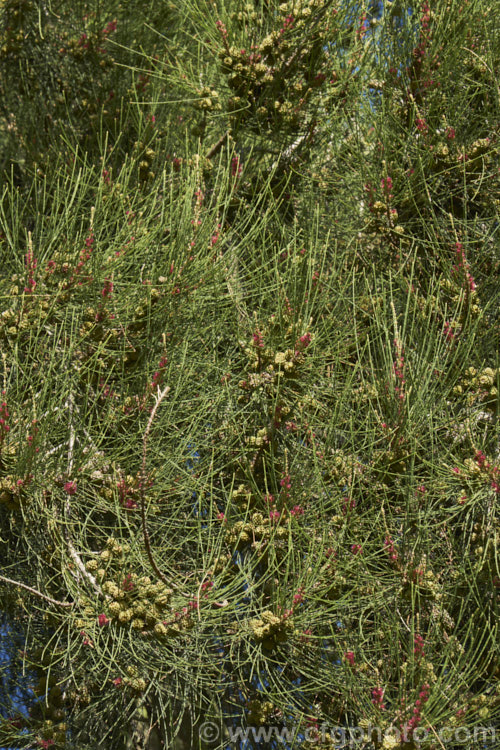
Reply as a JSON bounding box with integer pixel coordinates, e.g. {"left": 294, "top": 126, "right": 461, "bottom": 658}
{"left": 205, "top": 129, "right": 230, "bottom": 160}
{"left": 139, "top": 385, "right": 180, "bottom": 589}
{"left": 0, "top": 573, "right": 73, "bottom": 608}
{"left": 64, "top": 394, "right": 106, "bottom": 598}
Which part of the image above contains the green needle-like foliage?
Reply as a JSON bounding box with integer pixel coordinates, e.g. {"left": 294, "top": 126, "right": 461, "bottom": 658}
{"left": 0, "top": 1, "right": 499, "bottom": 749}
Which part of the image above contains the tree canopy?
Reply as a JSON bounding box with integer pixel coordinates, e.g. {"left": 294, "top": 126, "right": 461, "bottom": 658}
{"left": 0, "top": 1, "right": 499, "bottom": 748}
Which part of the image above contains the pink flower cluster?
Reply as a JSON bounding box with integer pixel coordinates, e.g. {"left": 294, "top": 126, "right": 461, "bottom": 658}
{"left": 215, "top": 20, "right": 228, "bottom": 41}
{"left": 231, "top": 156, "right": 242, "bottom": 178}
{"left": 117, "top": 478, "right": 137, "bottom": 509}
{"left": 0, "top": 395, "right": 11, "bottom": 441}
{"left": 341, "top": 496, "right": 356, "bottom": 515}
{"left": 443, "top": 320, "right": 455, "bottom": 341}
{"left": 38, "top": 739, "right": 55, "bottom": 749}
{"left": 381, "top": 176, "right": 393, "bottom": 200}
{"left": 295, "top": 332, "right": 312, "bottom": 354}
{"left": 371, "top": 686, "right": 385, "bottom": 710}
{"left": 280, "top": 15, "right": 294, "bottom": 34}
{"left": 63, "top": 231, "right": 94, "bottom": 289}
{"left": 101, "top": 277, "right": 113, "bottom": 298}
{"left": 80, "top": 629, "right": 94, "bottom": 647}
{"left": 453, "top": 242, "right": 476, "bottom": 293}
{"left": 407, "top": 683, "right": 430, "bottom": 734}
{"left": 175, "top": 599, "right": 198, "bottom": 617}
{"left": 24, "top": 251, "right": 37, "bottom": 294}
{"left": 475, "top": 450, "right": 500, "bottom": 494}
{"left": 345, "top": 650, "right": 355, "bottom": 666}
{"left": 103, "top": 19, "right": 117, "bottom": 36}
{"left": 280, "top": 474, "right": 292, "bottom": 492}
{"left": 151, "top": 355, "right": 168, "bottom": 390}
{"left": 252, "top": 330, "right": 264, "bottom": 348}
{"left": 416, "top": 117, "right": 428, "bottom": 134}
{"left": 412, "top": 3, "right": 431, "bottom": 64}
{"left": 201, "top": 579, "right": 213, "bottom": 595}
{"left": 122, "top": 573, "right": 134, "bottom": 592}
{"left": 357, "top": 12, "right": 368, "bottom": 40}
{"left": 384, "top": 535, "right": 398, "bottom": 563}
{"left": 211, "top": 223, "right": 221, "bottom": 246}
{"left": 98, "top": 379, "right": 118, "bottom": 401}
{"left": 393, "top": 342, "right": 405, "bottom": 403}
{"left": 78, "top": 33, "right": 89, "bottom": 50}
{"left": 300, "top": 628, "right": 313, "bottom": 644}
{"left": 414, "top": 633, "right": 425, "bottom": 659}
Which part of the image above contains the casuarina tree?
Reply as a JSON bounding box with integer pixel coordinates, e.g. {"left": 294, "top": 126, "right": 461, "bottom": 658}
{"left": 0, "top": 1, "right": 499, "bottom": 748}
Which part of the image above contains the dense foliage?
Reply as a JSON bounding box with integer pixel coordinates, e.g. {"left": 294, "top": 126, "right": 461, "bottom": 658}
{"left": 0, "top": 0, "right": 499, "bottom": 748}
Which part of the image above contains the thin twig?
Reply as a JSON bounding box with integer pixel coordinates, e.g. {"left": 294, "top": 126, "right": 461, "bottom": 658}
{"left": 224, "top": 243, "right": 248, "bottom": 324}
{"left": 396, "top": 608, "right": 411, "bottom": 633}
{"left": 139, "top": 385, "right": 178, "bottom": 589}
{"left": 66, "top": 396, "right": 76, "bottom": 474}
{"left": 64, "top": 394, "right": 106, "bottom": 598}
{"left": 45, "top": 441, "right": 67, "bottom": 457}
{"left": 205, "top": 129, "right": 230, "bottom": 160}
{"left": 0, "top": 573, "right": 73, "bottom": 608}
{"left": 195, "top": 573, "right": 209, "bottom": 620}
{"left": 269, "top": 133, "right": 307, "bottom": 173}
{"left": 428, "top": 724, "right": 447, "bottom": 750}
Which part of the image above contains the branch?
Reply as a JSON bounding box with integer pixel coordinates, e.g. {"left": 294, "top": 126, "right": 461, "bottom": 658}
{"left": 63, "top": 394, "right": 106, "bottom": 599}
{"left": 224, "top": 242, "right": 248, "bottom": 325}
{"left": 205, "top": 129, "right": 230, "bottom": 160}
{"left": 139, "top": 385, "right": 183, "bottom": 590}
{"left": 269, "top": 133, "right": 308, "bottom": 173}
{"left": 0, "top": 573, "right": 73, "bottom": 608}
{"left": 195, "top": 572, "right": 229, "bottom": 621}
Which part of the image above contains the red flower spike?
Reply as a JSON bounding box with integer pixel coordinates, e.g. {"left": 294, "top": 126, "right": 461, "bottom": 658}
{"left": 345, "top": 651, "right": 355, "bottom": 666}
